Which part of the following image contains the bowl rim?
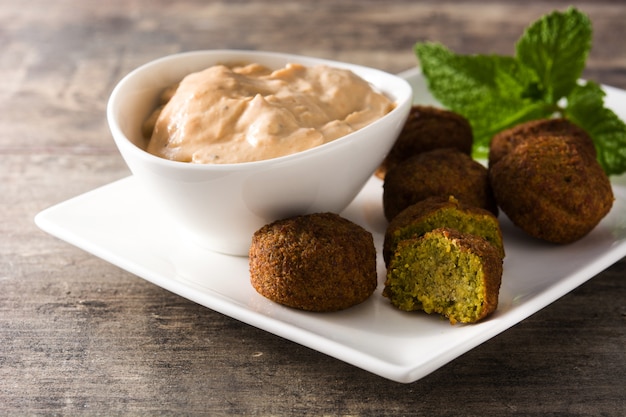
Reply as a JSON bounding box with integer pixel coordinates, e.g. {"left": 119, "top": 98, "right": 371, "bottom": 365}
{"left": 107, "top": 49, "right": 413, "bottom": 171}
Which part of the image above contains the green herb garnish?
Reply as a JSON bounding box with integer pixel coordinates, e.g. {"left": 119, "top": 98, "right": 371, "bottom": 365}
{"left": 414, "top": 7, "right": 626, "bottom": 176}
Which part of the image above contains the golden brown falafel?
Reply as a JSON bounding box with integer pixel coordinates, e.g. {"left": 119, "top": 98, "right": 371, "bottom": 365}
{"left": 383, "top": 148, "right": 498, "bottom": 221}
{"left": 376, "top": 105, "right": 473, "bottom": 179}
{"left": 489, "top": 135, "right": 613, "bottom": 243}
{"left": 488, "top": 118, "right": 596, "bottom": 168}
{"left": 383, "top": 196, "right": 504, "bottom": 266}
{"left": 383, "top": 227, "right": 503, "bottom": 324}
{"left": 249, "top": 212, "right": 377, "bottom": 312}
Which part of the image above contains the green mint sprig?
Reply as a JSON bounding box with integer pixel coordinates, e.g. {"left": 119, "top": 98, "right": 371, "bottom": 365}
{"left": 414, "top": 7, "right": 626, "bottom": 176}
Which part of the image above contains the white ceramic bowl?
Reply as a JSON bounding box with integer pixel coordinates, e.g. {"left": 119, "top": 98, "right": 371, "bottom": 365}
{"left": 107, "top": 50, "right": 412, "bottom": 256}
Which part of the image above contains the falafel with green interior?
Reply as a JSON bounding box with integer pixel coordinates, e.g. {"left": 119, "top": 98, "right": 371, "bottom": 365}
{"left": 383, "top": 227, "right": 503, "bottom": 324}
{"left": 383, "top": 195, "right": 504, "bottom": 266}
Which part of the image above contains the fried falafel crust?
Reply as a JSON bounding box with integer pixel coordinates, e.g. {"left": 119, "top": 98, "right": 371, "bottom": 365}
{"left": 384, "top": 227, "right": 503, "bottom": 324}
{"left": 489, "top": 135, "right": 614, "bottom": 243}
{"left": 383, "top": 196, "right": 504, "bottom": 266}
{"left": 376, "top": 105, "right": 473, "bottom": 179}
{"left": 489, "top": 118, "right": 596, "bottom": 168}
{"left": 249, "top": 212, "right": 377, "bottom": 312}
{"left": 383, "top": 148, "right": 498, "bottom": 221}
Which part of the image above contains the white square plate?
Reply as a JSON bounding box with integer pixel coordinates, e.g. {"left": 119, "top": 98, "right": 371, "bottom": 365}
{"left": 35, "top": 68, "right": 626, "bottom": 383}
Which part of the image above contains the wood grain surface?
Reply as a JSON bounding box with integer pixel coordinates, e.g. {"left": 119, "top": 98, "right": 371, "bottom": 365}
{"left": 2, "top": 0, "right": 625, "bottom": 415}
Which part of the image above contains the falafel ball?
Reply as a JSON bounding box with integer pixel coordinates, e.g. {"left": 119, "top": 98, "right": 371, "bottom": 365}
{"left": 383, "top": 148, "right": 498, "bottom": 221}
{"left": 489, "top": 118, "right": 596, "bottom": 168}
{"left": 383, "top": 227, "right": 503, "bottom": 324}
{"left": 489, "top": 135, "right": 614, "bottom": 244}
{"left": 383, "top": 195, "right": 504, "bottom": 266}
{"left": 249, "top": 212, "right": 377, "bottom": 312}
{"left": 376, "top": 105, "right": 473, "bottom": 179}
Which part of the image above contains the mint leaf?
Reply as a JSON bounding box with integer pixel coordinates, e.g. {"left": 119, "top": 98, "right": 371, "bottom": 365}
{"left": 566, "top": 82, "right": 626, "bottom": 176}
{"left": 414, "top": 8, "right": 626, "bottom": 175}
{"left": 516, "top": 7, "right": 592, "bottom": 103}
{"left": 415, "top": 42, "right": 552, "bottom": 156}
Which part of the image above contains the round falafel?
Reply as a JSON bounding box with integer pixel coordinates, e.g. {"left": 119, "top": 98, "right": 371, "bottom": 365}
{"left": 488, "top": 118, "right": 596, "bottom": 168}
{"left": 383, "top": 148, "right": 498, "bottom": 221}
{"left": 249, "top": 212, "right": 377, "bottom": 312}
{"left": 383, "top": 195, "right": 504, "bottom": 266}
{"left": 376, "top": 105, "right": 473, "bottom": 179}
{"left": 383, "top": 227, "right": 503, "bottom": 324}
{"left": 489, "top": 134, "right": 613, "bottom": 244}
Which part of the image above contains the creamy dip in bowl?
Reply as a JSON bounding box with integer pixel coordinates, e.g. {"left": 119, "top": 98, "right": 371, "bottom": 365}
{"left": 144, "top": 62, "right": 396, "bottom": 164}
{"left": 108, "top": 50, "right": 412, "bottom": 256}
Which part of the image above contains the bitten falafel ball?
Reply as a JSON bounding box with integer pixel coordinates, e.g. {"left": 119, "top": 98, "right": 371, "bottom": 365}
{"left": 383, "top": 148, "right": 498, "bottom": 221}
{"left": 489, "top": 135, "right": 614, "bottom": 244}
{"left": 383, "top": 196, "right": 504, "bottom": 266}
{"left": 249, "top": 212, "right": 377, "bottom": 312}
{"left": 383, "top": 227, "right": 503, "bottom": 325}
{"left": 376, "top": 105, "right": 473, "bottom": 179}
{"left": 488, "top": 118, "right": 596, "bottom": 168}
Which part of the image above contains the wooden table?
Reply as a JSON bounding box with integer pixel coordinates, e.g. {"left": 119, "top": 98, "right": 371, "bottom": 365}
{"left": 2, "top": 0, "right": 625, "bottom": 415}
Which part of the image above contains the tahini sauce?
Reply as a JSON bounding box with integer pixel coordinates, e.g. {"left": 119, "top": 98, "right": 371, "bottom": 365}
{"left": 144, "top": 63, "right": 394, "bottom": 164}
